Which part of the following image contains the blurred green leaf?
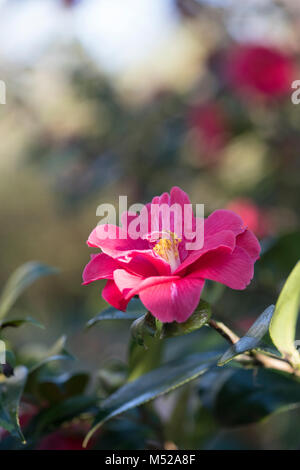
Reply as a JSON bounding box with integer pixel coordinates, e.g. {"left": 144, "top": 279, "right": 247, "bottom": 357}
{"left": 37, "top": 372, "right": 90, "bottom": 404}
{"left": 128, "top": 338, "right": 163, "bottom": 382}
{"left": 86, "top": 298, "right": 146, "bottom": 329}
{"left": 0, "top": 366, "right": 28, "bottom": 442}
{"left": 29, "top": 395, "right": 98, "bottom": 438}
{"left": 28, "top": 336, "right": 74, "bottom": 375}
{"left": 161, "top": 300, "right": 211, "bottom": 339}
{"left": 0, "top": 262, "right": 58, "bottom": 321}
{"left": 213, "top": 368, "right": 300, "bottom": 426}
{"left": 219, "top": 305, "right": 275, "bottom": 365}
{"left": 0, "top": 316, "right": 44, "bottom": 331}
{"left": 270, "top": 261, "right": 300, "bottom": 367}
{"left": 83, "top": 351, "right": 219, "bottom": 447}
{"left": 128, "top": 312, "right": 163, "bottom": 380}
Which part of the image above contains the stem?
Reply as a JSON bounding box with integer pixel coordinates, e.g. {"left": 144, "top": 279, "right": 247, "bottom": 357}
{"left": 208, "top": 319, "right": 239, "bottom": 344}
{"left": 208, "top": 318, "right": 300, "bottom": 377}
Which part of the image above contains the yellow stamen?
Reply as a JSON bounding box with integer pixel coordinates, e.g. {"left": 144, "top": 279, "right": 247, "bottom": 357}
{"left": 153, "top": 232, "right": 181, "bottom": 272}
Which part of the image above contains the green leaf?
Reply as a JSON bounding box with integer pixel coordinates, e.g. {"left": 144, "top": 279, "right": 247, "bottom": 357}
{"left": 218, "top": 305, "right": 275, "bottom": 365}
{"left": 83, "top": 351, "right": 219, "bottom": 447}
{"left": 0, "top": 316, "right": 44, "bottom": 331}
{"left": 128, "top": 338, "right": 163, "bottom": 382}
{"left": 130, "top": 312, "right": 156, "bottom": 346}
{"left": 0, "top": 262, "right": 58, "bottom": 321}
{"left": 0, "top": 366, "right": 28, "bottom": 442}
{"left": 37, "top": 372, "right": 90, "bottom": 403}
{"left": 161, "top": 300, "right": 211, "bottom": 339}
{"left": 128, "top": 312, "right": 163, "bottom": 380}
{"left": 213, "top": 368, "right": 300, "bottom": 426}
{"left": 29, "top": 395, "right": 98, "bottom": 438}
{"left": 86, "top": 298, "right": 146, "bottom": 329}
{"left": 270, "top": 261, "right": 300, "bottom": 367}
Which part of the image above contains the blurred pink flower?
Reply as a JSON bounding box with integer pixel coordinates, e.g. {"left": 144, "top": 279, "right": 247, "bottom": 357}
{"left": 227, "top": 199, "right": 272, "bottom": 239}
{"left": 83, "top": 187, "right": 260, "bottom": 323}
{"left": 224, "top": 43, "right": 294, "bottom": 99}
{"left": 188, "top": 102, "right": 228, "bottom": 159}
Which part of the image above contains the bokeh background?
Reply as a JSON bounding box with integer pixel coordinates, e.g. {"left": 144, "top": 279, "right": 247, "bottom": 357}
{"left": 0, "top": 0, "right": 300, "bottom": 449}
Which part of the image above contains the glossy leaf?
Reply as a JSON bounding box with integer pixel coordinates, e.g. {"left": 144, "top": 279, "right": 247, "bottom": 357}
{"left": 218, "top": 305, "right": 275, "bottom": 365}
{"left": 270, "top": 261, "right": 300, "bottom": 367}
{"left": 86, "top": 298, "right": 146, "bottom": 329}
{"left": 161, "top": 300, "right": 211, "bottom": 339}
{"left": 0, "top": 262, "right": 58, "bottom": 321}
{"left": 213, "top": 368, "right": 300, "bottom": 426}
{"left": 83, "top": 351, "right": 219, "bottom": 447}
{"left": 0, "top": 366, "right": 28, "bottom": 442}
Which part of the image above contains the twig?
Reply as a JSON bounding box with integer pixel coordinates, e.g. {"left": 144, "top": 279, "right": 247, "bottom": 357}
{"left": 208, "top": 319, "right": 239, "bottom": 344}
{"left": 208, "top": 318, "right": 300, "bottom": 377}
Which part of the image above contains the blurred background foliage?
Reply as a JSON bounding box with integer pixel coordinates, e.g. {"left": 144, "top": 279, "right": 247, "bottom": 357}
{"left": 0, "top": 0, "right": 300, "bottom": 450}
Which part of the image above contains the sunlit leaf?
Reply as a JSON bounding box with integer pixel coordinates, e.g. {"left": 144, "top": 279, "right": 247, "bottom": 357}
{"left": 0, "top": 262, "right": 58, "bottom": 321}
{"left": 270, "top": 261, "right": 300, "bottom": 367}
{"left": 218, "top": 305, "right": 275, "bottom": 365}
{"left": 0, "top": 366, "right": 28, "bottom": 442}
{"left": 83, "top": 351, "right": 219, "bottom": 447}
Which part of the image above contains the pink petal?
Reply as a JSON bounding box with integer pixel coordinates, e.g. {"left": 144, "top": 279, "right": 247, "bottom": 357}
{"left": 190, "top": 245, "right": 254, "bottom": 290}
{"left": 87, "top": 224, "right": 148, "bottom": 257}
{"left": 236, "top": 229, "right": 261, "bottom": 261}
{"left": 205, "top": 210, "right": 246, "bottom": 237}
{"left": 102, "top": 280, "right": 129, "bottom": 311}
{"left": 170, "top": 186, "right": 192, "bottom": 208}
{"left": 125, "top": 252, "right": 171, "bottom": 277}
{"left": 113, "top": 269, "right": 144, "bottom": 299}
{"left": 82, "top": 253, "right": 120, "bottom": 285}
{"left": 175, "top": 230, "right": 236, "bottom": 274}
{"left": 121, "top": 273, "right": 181, "bottom": 300}
{"left": 139, "top": 276, "right": 205, "bottom": 323}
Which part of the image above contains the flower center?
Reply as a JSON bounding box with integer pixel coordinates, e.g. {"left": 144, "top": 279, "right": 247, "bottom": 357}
{"left": 153, "top": 231, "right": 181, "bottom": 272}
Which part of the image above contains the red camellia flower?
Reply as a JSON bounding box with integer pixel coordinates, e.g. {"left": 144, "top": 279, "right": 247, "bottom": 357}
{"left": 83, "top": 187, "right": 260, "bottom": 323}
{"left": 224, "top": 43, "right": 294, "bottom": 99}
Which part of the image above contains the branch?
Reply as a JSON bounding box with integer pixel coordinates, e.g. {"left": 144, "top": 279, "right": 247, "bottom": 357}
{"left": 208, "top": 318, "right": 300, "bottom": 376}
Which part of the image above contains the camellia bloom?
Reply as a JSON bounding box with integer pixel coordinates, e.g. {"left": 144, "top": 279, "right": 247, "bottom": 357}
{"left": 83, "top": 187, "right": 260, "bottom": 323}
{"left": 224, "top": 43, "right": 294, "bottom": 99}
